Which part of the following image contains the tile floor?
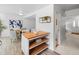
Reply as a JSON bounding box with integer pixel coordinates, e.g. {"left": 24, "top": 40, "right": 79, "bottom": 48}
{"left": 40, "top": 49, "right": 60, "bottom": 55}
{"left": 0, "top": 37, "right": 58, "bottom": 55}
{"left": 55, "top": 32, "right": 79, "bottom": 55}
{"left": 0, "top": 37, "right": 22, "bottom": 55}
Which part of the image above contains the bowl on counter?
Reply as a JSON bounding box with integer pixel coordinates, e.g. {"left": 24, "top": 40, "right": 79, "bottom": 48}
{"left": 35, "top": 39, "right": 42, "bottom": 43}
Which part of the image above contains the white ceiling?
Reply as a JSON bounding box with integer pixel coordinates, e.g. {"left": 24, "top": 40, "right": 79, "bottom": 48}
{"left": 26, "top": 15, "right": 36, "bottom": 20}
{"left": 0, "top": 4, "right": 49, "bottom": 15}
{"left": 54, "top": 4, "right": 79, "bottom": 11}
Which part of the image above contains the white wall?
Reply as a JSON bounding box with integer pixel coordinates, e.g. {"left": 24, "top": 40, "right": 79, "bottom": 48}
{"left": 36, "top": 5, "right": 54, "bottom": 50}
{"left": 66, "top": 16, "right": 79, "bottom": 32}
{"left": 65, "top": 8, "right": 79, "bottom": 16}
{"left": 22, "top": 18, "right": 36, "bottom": 29}
{"left": 65, "top": 8, "right": 79, "bottom": 32}
{"left": 54, "top": 5, "right": 67, "bottom": 45}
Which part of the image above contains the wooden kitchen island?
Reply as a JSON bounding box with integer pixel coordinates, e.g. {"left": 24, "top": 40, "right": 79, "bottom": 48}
{"left": 21, "top": 31, "right": 49, "bottom": 55}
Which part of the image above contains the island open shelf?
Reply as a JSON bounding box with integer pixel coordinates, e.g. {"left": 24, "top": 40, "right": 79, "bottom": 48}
{"left": 21, "top": 31, "right": 49, "bottom": 55}
{"left": 29, "top": 38, "right": 48, "bottom": 50}
{"left": 30, "top": 43, "right": 48, "bottom": 55}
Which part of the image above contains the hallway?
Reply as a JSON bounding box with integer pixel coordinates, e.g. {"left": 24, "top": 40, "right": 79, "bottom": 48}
{"left": 55, "top": 32, "right": 79, "bottom": 55}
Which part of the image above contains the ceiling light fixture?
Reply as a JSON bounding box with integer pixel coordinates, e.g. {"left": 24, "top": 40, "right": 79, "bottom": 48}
{"left": 18, "top": 10, "right": 24, "bottom": 16}
{"left": 19, "top": 13, "right": 23, "bottom": 16}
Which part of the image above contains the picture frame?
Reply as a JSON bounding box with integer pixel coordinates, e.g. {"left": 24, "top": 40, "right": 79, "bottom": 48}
{"left": 39, "top": 16, "right": 51, "bottom": 23}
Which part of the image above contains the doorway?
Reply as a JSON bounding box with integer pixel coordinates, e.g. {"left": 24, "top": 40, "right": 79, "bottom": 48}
{"left": 55, "top": 15, "right": 79, "bottom": 55}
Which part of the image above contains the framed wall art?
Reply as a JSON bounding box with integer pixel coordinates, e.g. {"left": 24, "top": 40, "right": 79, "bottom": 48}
{"left": 39, "top": 16, "right": 51, "bottom": 23}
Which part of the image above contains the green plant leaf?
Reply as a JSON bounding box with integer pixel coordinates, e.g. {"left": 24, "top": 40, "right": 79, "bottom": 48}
{"left": 0, "top": 20, "right": 6, "bottom": 32}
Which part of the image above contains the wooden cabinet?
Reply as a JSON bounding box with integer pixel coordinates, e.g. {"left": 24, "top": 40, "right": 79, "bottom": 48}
{"left": 21, "top": 31, "right": 49, "bottom": 55}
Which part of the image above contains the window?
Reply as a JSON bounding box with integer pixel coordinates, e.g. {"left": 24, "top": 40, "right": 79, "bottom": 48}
{"left": 73, "top": 20, "right": 75, "bottom": 27}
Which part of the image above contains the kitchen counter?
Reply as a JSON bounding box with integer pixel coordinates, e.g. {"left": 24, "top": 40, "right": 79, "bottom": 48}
{"left": 21, "top": 31, "right": 49, "bottom": 55}
{"left": 23, "top": 31, "right": 49, "bottom": 40}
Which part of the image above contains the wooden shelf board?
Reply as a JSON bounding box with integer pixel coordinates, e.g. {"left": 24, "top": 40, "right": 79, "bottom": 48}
{"left": 23, "top": 31, "right": 49, "bottom": 40}
{"left": 29, "top": 38, "right": 48, "bottom": 49}
{"left": 29, "top": 34, "right": 48, "bottom": 41}
{"left": 30, "top": 43, "right": 48, "bottom": 55}
{"left": 72, "top": 32, "right": 79, "bottom": 35}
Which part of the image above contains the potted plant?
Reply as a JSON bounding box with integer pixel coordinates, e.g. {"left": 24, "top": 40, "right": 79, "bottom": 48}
{"left": 0, "top": 20, "right": 6, "bottom": 37}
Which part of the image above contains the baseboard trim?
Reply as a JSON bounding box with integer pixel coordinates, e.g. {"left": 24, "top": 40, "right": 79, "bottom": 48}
{"left": 53, "top": 51, "right": 61, "bottom": 55}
